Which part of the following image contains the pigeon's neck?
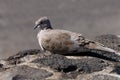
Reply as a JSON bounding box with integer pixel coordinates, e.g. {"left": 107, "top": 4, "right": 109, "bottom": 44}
{"left": 42, "top": 27, "right": 53, "bottom": 30}
{"left": 46, "top": 26, "right": 53, "bottom": 29}
{"left": 40, "top": 27, "right": 53, "bottom": 32}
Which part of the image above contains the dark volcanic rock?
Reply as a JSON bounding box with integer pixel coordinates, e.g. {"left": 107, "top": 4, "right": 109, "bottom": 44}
{"left": 111, "top": 62, "right": 120, "bottom": 74}
{"left": 0, "top": 49, "right": 120, "bottom": 80}
{"left": 33, "top": 54, "right": 109, "bottom": 78}
{"left": 11, "top": 65, "right": 53, "bottom": 80}
{"left": 12, "top": 75, "right": 28, "bottom": 80}
{"left": 0, "top": 63, "right": 6, "bottom": 72}
{"left": 91, "top": 74, "right": 120, "bottom": 80}
{"left": 33, "top": 54, "right": 74, "bottom": 72}
{"left": 6, "top": 49, "right": 41, "bottom": 65}
{"left": 7, "top": 49, "right": 41, "bottom": 60}
{"left": 0, "top": 63, "right": 3, "bottom": 68}
{"left": 73, "top": 58, "right": 108, "bottom": 74}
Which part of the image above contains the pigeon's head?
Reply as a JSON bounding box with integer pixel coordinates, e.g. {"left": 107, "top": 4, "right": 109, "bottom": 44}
{"left": 34, "top": 17, "right": 52, "bottom": 30}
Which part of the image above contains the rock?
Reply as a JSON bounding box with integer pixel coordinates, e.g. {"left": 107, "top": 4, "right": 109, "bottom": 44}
{"left": 33, "top": 54, "right": 109, "bottom": 79}
{"left": 0, "top": 63, "right": 6, "bottom": 72}
{"left": 77, "top": 74, "right": 120, "bottom": 80}
{"left": 91, "top": 74, "right": 120, "bottom": 80}
{"left": 7, "top": 49, "right": 41, "bottom": 61}
{"left": 0, "top": 49, "right": 119, "bottom": 80}
{"left": 33, "top": 54, "right": 108, "bottom": 73}
{"left": 33, "top": 54, "right": 74, "bottom": 72}
{"left": 6, "top": 49, "right": 41, "bottom": 65}
{"left": 0, "top": 65, "right": 53, "bottom": 80}
{"left": 111, "top": 62, "right": 120, "bottom": 74}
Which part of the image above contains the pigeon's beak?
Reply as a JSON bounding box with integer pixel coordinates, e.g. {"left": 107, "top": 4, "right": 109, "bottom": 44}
{"left": 34, "top": 24, "right": 39, "bottom": 30}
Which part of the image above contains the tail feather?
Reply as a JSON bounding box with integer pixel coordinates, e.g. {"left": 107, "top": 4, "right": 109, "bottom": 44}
{"left": 83, "top": 40, "right": 116, "bottom": 53}
{"left": 95, "top": 45, "right": 116, "bottom": 53}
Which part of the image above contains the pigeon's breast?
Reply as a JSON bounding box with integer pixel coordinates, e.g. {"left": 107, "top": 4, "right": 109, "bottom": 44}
{"left": 38, "top": 30, "right": 75, "bottom": 53}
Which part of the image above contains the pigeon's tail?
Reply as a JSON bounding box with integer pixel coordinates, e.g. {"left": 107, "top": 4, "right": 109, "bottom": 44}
{"left": 94, "top": 43, "right": 115, "bottom": 53}
{"left": 84, "top": 40, "right": 116, "bottom": 53}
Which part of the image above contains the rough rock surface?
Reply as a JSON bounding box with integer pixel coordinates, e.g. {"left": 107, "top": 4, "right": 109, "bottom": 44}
{"left": 0, "top": 34, "right": 120, "bottom": 80}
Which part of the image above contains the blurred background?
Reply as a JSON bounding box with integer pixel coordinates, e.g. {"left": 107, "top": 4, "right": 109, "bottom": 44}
{"left": 0, "top": 0, "right": 120, "bottom": 59}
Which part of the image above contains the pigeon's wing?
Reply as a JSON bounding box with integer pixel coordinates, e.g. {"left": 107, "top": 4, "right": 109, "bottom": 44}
{"left": 69, "top": 32, "right": 116, "bottom": 53}
{"left": 75, "top": 35, "right": 116, "bottom": 53}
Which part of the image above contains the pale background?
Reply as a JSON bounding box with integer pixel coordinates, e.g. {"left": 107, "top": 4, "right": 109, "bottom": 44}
{"left": 0, "top": 0, "right": 120, "bottom": 59}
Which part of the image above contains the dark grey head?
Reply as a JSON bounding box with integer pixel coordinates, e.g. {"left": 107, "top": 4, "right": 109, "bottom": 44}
{"left": 34, "top": 17, "right": 53, "bottom": 30}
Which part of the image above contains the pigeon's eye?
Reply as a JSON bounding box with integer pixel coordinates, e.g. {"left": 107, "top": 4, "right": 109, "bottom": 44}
{"left": 41, "top": 21, "right": 44, "bottom": 24}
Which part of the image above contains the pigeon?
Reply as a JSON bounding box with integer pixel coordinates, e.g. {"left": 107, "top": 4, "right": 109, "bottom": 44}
{"left": 34, "top": 17, "right": 116, "bottom": 54}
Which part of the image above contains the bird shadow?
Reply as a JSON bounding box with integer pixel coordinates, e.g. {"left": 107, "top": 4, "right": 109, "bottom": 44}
{"left": 62, "top": 50, "right": 120, "bottom": 62}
